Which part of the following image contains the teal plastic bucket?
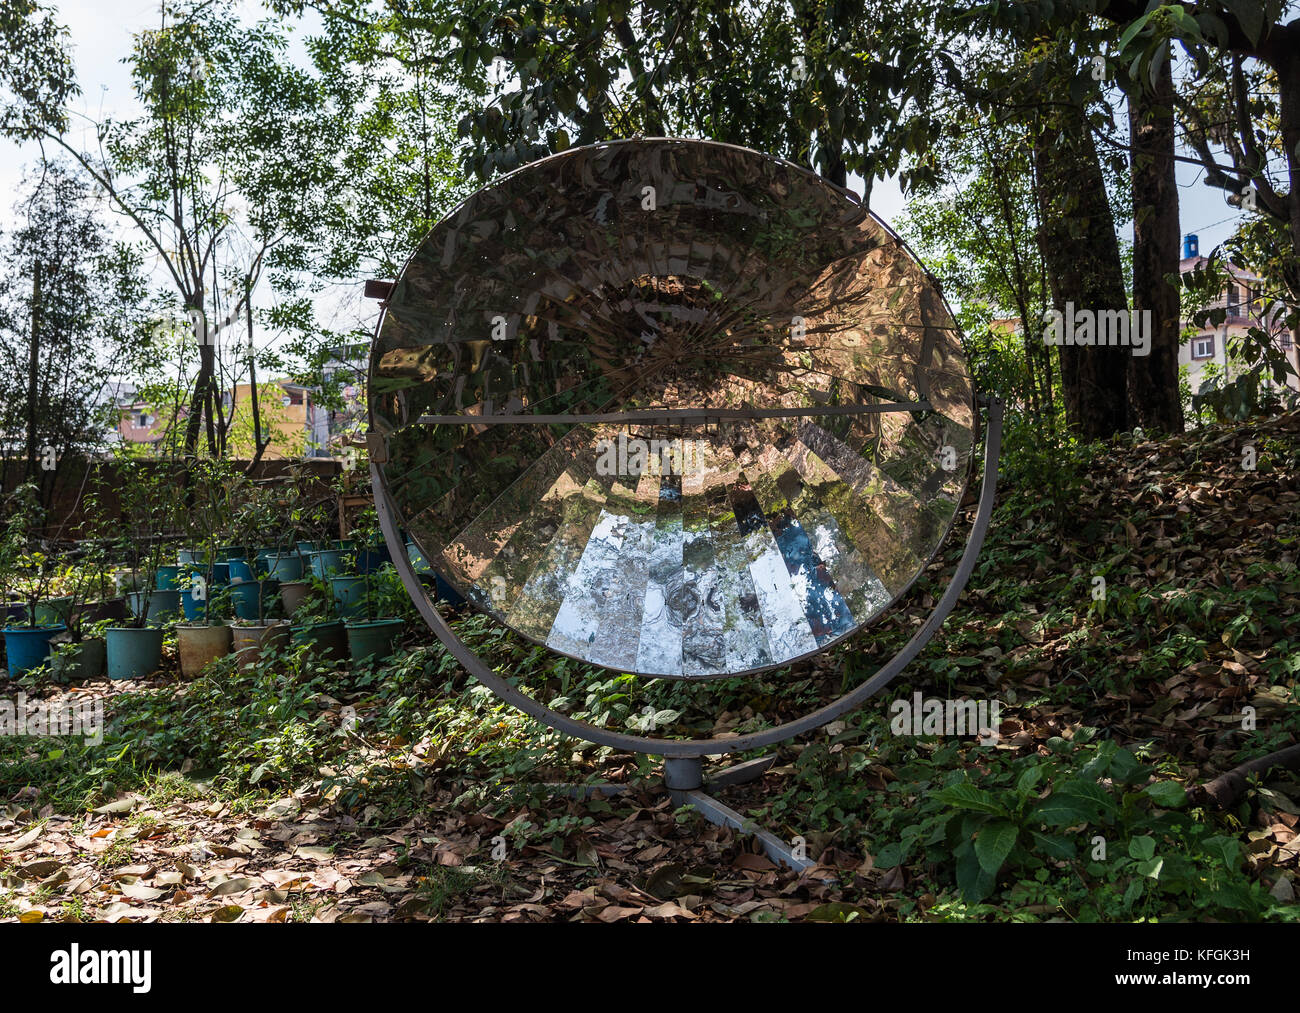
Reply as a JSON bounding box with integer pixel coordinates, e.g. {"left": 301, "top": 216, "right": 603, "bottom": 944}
{"left": 227, "top": 558, "right": 254, "bottom": 582}
{"left": 2, "top": 624, "right": 65, "bottom": 677}
{"left": 125, "top": 589, "right": 181, "bottom": 625}
{"left": 50, "top": 637, "right": 107, "bottom": 682}
{"left": 330, "top": 576, "right": 367, "bottom": 619}
{"left": 155, "top": 565, "right": 181, "bottom": 590}
{"left": 290, "top": 619, "right": 348, "bottom": 665}
{"left": 265, "top": 553, "right": 304, "bottom": 581}
{"left": 230, "top": 580, "right": 278, "bottom": 622}
{"left": 307, "top": 549, "right": 346, "bottom": 579}
{"left": 106, "top": 626, "right": 165, "bottom": 680}
{"left": 177, "top": 549, "right": 207, "bottom": 565}
{"left": 33, "top": 597, "right": 75, "bottom": 626}
{"left": 345, "top": 619, "right": 404, "bottom": 664}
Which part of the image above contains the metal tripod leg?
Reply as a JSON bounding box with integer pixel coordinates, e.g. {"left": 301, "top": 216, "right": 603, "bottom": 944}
{"left": 546, "top": 755, "right": 811, "bottom": 871}
{"left": 663, "top": 757, "right": 812, "bottom": 872}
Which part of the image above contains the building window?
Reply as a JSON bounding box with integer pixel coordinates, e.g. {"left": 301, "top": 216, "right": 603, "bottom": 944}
{"left": 1282, "top": 331, "right": 1294, "bottom": 350}
{"left": 1192, "top": 335, "right": 1215, "bottom": 360}
{"left": 1226, "top": 284, "right": 1239, "bottom": 314}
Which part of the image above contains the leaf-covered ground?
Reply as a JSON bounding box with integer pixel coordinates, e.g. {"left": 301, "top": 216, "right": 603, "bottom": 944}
{"left": 1, "top": 411, "right": 1298, "bottom": 922}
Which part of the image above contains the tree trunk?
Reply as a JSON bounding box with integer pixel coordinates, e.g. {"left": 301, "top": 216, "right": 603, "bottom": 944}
{"left": 1127, "top": 53, "right": 1184, "bottom": 434}
{"left": 181, "top": 310, "right": 211, "bottom": 460}
{"left": 1275, "top": 53, "right": 1300, "bottom": 305}
{"left": 23, "top": 262, "right": 41, "bottom": 483}
{"left": 1033, "top": 103, "right": 1131, "bottom": 441}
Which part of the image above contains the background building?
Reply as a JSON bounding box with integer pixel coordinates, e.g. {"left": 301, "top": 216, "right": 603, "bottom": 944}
{"left": 1176, "top": 233, "right": 1300, "bottom": 394}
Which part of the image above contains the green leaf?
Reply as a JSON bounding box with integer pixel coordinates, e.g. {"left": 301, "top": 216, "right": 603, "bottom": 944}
{"left": 1128, "top": 836, "right": 1156, "bottom": 861}
{"left": 1059, "top": 780, "right": 1119, "bottom": 818}
{"left": 1223, "top": 0, "right": 1266, "bottom": 46}
{"left": 1109, "top": 748, "right": 1142, "bottom": 784}
{"left": 932, "top": 782, "right": 1006, "bottom": 816}
{"left": 1136, "top": 857, "right": 1164, "bottom": 880}
{"left": 1016, "top": 764, "right": 1044, "bottom": 795}
{"left": 1032, "top": 793, "right": 1095, "bottom": 827}
{"left": 974, "top": 822, "right": 1018, "bottom": 876}
{"left": 1028, "top": 830, "right": 1077, "bottom": 861}
{"left": 1143, "top": 780, "right": 1187, "bottom": 808}
{"left": 1117, "top": 11, "right": 1154, "bottom": 54}
{"left": 954, "top": 842, "right": 997, "bottom": 903}
{"left": 1148, "top": 40, "right": 1169, "bottom": 91}
{"left": 1200, "top": 835, "right": 1241, "bottom": 870}
{"left": 874, "top": 840, "right": 907, "bottom": 869}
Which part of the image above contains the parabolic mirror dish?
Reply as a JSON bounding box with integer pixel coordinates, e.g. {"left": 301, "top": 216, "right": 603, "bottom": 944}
{"left": 370, "top": 138, "right": 975, "bottom": 680}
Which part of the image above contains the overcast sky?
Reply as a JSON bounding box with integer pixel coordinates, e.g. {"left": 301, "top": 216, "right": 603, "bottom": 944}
{"left": 0, "top": 1, "right": 1250, "bottom": 369}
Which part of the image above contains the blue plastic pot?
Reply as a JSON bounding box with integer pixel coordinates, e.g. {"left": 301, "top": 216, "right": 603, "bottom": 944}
{"left": 432, "top": 573, "right": 466, "bottom": 606}
{"left": 265, "top": 553, "right": 304, "bottom": 581}
{"left": 406, "top": 541, "right": 432, "bottom": 575}
{"left": 330, "top": 576, "right": 367, "bottom": 619}
{"left": 356, "top": 544, "right": 392, "bottom": 574}
{"left": 125, "top": 589, "right": 181, "bottom": 625}
{"left": 252, "top": 550, "right": 281, "bottom": 577}
{"left": 307, "top": 549, "right": 347, "bottom": 579}
{"left": 345, "top": 618, "right": 404, "bottom": 664}
{"left": 105, "top": 626, "right": 165, "bottom": 680}
{"left": 182, "top": 584, "right": 228, "bottom": 622}
{"left": 155, "top": 565, "right": 180, "bottom": 590}
{"left": 210, "top": 562, "right": 231, "bottom": 585}
{"left": 227, "top": 558, "right": 254, "bottom": 582}
{"left": 230, "top": 580, "right": 278, "bottom": 622}
{"left": 2, "top": 624, "right": 65, "bottom": 677}
{"left": 216, "top": 545, "right": 249, "bottom": 562}
{"left": 296, "top": 540, "right": 321, "bottom": 555}
{"left": 177, "top": 549, "right": 207, "bottom": 565}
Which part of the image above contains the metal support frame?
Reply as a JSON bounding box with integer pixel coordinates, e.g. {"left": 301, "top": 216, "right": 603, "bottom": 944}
{"left": 370, "top": 397, "right": 1003, "bottom": 871}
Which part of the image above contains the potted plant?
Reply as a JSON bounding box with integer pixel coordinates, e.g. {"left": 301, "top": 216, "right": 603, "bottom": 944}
{"left": 105, "top": 457, "right": 181, "bottom": 680}
{"left": 229, "top": 597, "right": 289, "bottom": 668}
{"left": 260, "top": 467, "right": 313, "bottom": 583}
{"left": 343, "top": 563, "right": 408, "bottom": 665}
{"left": 329, "top": 498, "right": 375, "bottom": 617}
{"left": 287, "top": 574, "right": 348, "bottom": 665}
{"left": 351, "top": 504, "right": 391, "bottom": 574}
{"left": 49, "top": 617, "right": 111, "bottom": 683}
{"left": 0, "top": 484, "right": 65, "bottom": 678}
{"left": 48, "top": 541, "right": 116, "bottom": 681}
{"left": 176, "top": 580, "right": 233, "bottom": 677}
{"left": 173, "top": 460, "right": 237, "bottom": 677}
{"left": 227, "top": 481, "right": 289, "bottom": 667}
{"left": 224, "top": 478, "right": 279, "bottom": 621}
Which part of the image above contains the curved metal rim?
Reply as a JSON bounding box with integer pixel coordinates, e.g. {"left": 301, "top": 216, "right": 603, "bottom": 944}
{"left": 371, "top": 397, "right": 1001, "bottom": 758}
{"left": 368, "top": 136, "right": 980, "bottom": 682}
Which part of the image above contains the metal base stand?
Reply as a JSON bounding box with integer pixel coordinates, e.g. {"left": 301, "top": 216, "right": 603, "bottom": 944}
{"left": 549, "top": 754, "right": 813, "bottom": 872}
